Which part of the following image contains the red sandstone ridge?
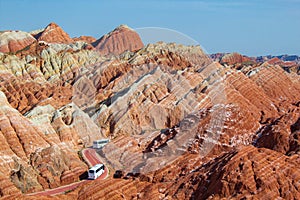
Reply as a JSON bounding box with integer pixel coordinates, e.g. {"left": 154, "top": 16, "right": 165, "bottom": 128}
{"left": 267, "top": 57, "right": 298, "bottom": 68}
{"left": 0, "top": 31, "right": 36, "bottom": 53}
{"left": 194, "top": 146, "right": 300, "bottom": 199}
{"left": 73, "top": 36, "right": 96, "bottom": 44}
{"left": 73, "top": 36, "right": 96, "bottom": 50}
{"left": 34, "top": 22, "right": 73, "bottom": 44}
{"left": 220, "top": 52, "right": 252, "bottom": 65}
{"left": 93, "top": 24, "right": 144, "bottom": 55}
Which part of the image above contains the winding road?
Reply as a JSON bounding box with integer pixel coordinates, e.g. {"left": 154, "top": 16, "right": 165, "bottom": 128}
{"left": 27, "top": 148, "right": 108, "bottom": 196}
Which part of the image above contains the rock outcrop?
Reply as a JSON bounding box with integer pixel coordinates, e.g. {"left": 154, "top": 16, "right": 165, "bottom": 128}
{"left": 93, "top": 25, "right": 144, "bottom": 55}
{"left": 35, "top": 22, "right": 73, "bottom": 44}
{"left": 194, "top": 146, "right": 300, "bottom": 199}
{"left": 220, "top": 52, "right": 252, "bottom": 65}
{"left": 0, "top": 91, "right": 88, "bottom": 195}
{"left": 266, "top": 57, "right": 299, "bottom": 73}
{"left": 212, "top": 53, "right": 300, "bottom": 75}
{"left": 73, "top": 36, "right": 96, "bottom": 44}
{"left": 0, "top": 31, "right": 36, "bottom": 53}
{"left": 254, "top": 107, "right": 300, "bottom": 155}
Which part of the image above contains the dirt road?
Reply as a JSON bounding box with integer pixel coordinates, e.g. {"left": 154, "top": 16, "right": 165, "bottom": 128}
{"left": 27, "top": 148, "right": 108, "bottom": 196}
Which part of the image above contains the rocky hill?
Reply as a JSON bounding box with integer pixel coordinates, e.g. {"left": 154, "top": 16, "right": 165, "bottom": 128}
{"left": 33, "top": 22, "right": 74, "bottom": 44}
{"left": 211, "top": 52, "right": 300, "bottom": 74}
{"left": 92, "top": 24, "right": 144, "bottom": 55}
{"left": 0, "top": 22, "right": 299, "bottom": 199}
{"left": 0, "top": 31, "right": 36, "bottom": 53}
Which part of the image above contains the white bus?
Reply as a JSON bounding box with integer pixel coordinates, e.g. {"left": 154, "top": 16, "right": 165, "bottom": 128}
{"left": 88, "top": 164, "right": 105, "bottom": 180}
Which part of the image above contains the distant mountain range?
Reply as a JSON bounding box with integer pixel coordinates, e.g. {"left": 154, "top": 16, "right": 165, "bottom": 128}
{"left": 256, "top": 54, "right": 300, "bottom": 63}
{"left": 210, "top": 52, "right": 300, "bottom": 74}
{"left": 211, "top": 52, "right": 300, "bottom": 63}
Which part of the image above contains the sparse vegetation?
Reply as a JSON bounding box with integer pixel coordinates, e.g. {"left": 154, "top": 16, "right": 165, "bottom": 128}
{"left": 242, "top": 60, "right": 255, "bottom": 66}
{"left": 64, "top": 189, "right": 74, "bottom": 194}
{"left": 78, "top": 150, "right": 84, "bottom": 161}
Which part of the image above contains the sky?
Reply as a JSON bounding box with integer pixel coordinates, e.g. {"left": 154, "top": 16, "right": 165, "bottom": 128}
{"left": 0, "top": 0, "right": 299, "bottom": 56}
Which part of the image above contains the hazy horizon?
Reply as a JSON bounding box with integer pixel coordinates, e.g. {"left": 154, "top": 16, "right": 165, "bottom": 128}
{"left": 0, "top": 0, "right": 299, "bottom": 56}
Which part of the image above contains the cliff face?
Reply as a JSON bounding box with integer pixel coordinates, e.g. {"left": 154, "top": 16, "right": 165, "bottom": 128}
{"left": 0, "top": 22, "right": 299, "bottom": 199}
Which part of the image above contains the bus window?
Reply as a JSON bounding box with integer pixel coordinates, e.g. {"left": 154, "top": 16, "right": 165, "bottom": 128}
{"left": 88, "top": 164, "right": 105, "bottom": 180}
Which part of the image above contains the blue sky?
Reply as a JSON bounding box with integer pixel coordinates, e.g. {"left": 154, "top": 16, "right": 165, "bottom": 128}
{"left": 0, "top": 0, "right": 299, "bottom": 56}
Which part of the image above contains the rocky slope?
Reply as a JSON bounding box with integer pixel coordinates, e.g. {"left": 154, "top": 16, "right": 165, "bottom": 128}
{"left": 66, "top": 42, "right": 299, "bottom": 199}
{"left": 0, "top": 31, "right": 36, "bottom": 53}
{"left": 212, "top": 53, "right": 300, "bottom": 74}
{"left": 0, "top": 91, "right": 89, "bottom": 195}
{"left": 220, "top": 52, "right": 252, "bottom": 65}
{"left": 34, "top": 22, "right": 73, "bottom": 44}
{"left": 257, "top": 54, "right": 300, "bottom": 64}
{"left": 194, "top": 145, "right": 300, "bottom": 199}
{"left": 93, "top": 25, "right": 144, "bottom": 55}
{"left": 73, "top": 36, "right": 96, "bottom": 44}
{"left": 0, "top": 22, "right": 299, "bottom": 199}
